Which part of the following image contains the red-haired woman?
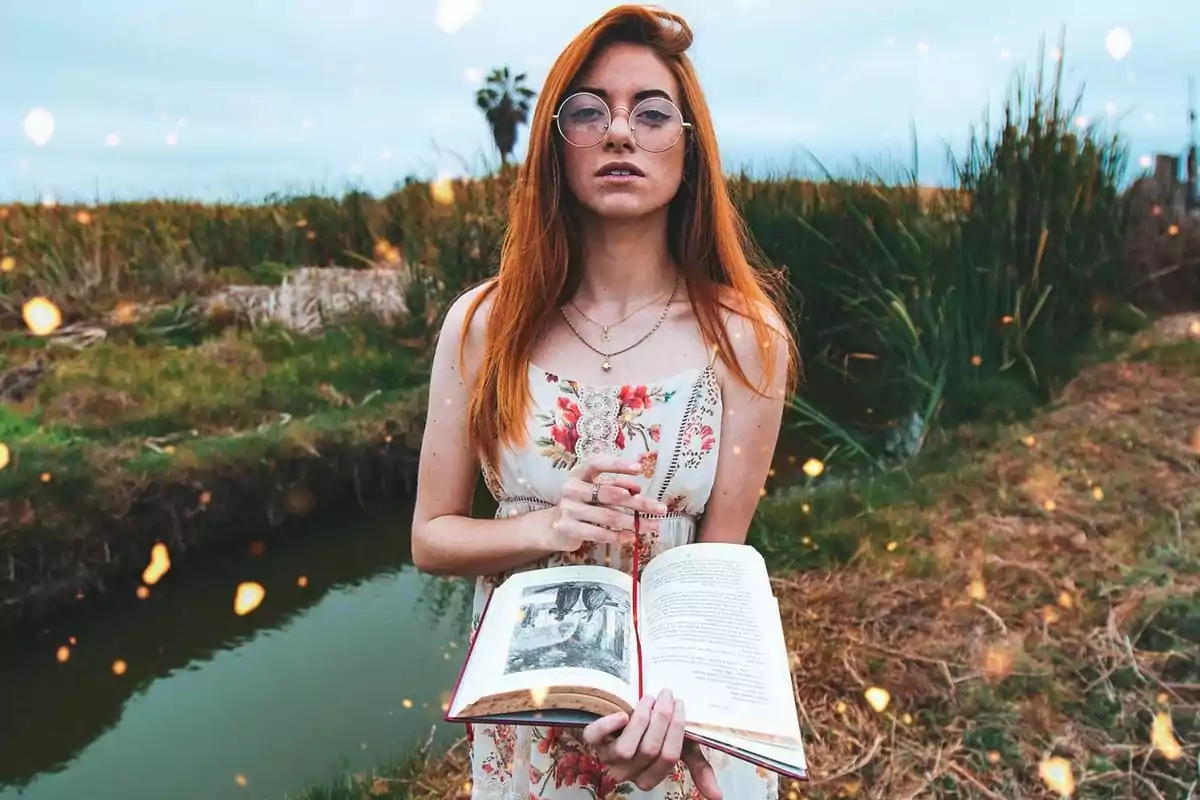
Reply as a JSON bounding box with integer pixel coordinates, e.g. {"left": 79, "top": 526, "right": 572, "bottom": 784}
{"left": 412, "top": 4, "right": 797, "bottom": 798}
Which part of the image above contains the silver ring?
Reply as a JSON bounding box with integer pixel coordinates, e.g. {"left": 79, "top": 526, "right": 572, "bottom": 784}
{"left": 589, "top": 482, "right": 601, "bottom": 505}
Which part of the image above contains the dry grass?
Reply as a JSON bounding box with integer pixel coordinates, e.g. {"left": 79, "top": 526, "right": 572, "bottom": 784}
{"left": 336, "top": 328, "right": 1198, "bottom": 800}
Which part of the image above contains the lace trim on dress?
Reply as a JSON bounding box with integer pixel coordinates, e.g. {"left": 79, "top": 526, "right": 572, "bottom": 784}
{"left": 574, "top": 384, "right": 623, "bottom": 462}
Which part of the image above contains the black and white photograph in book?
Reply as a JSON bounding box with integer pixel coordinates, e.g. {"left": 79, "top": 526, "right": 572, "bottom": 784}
{"left": 504, "top": 580, "right": 632, "bottom": 682}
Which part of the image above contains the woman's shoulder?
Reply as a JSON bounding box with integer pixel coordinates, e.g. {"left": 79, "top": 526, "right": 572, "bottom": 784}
{"left": 439, "top": 278, "right": 498, "bottom": 345}
{"left": 432, "top": 278, "right": 498, "bottom": 378}
{"left": 713, "top": 284, "right": 789, "bottom": 340}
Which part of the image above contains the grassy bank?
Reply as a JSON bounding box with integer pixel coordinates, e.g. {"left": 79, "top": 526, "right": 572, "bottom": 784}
{"left": 0, "top": 313, "right": 429, "bottom": 624}
{"left": 295, "top": 324, "right": 1199, "bottom": 799}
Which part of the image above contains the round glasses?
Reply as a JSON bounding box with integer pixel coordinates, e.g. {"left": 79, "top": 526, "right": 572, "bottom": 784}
{"left": 553, "top": 92, "right": 691, "bottom": 153}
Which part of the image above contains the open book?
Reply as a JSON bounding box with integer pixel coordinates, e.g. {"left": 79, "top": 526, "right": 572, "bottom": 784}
{"left": 445, "top": 542, "right": 808, "bottom": 781}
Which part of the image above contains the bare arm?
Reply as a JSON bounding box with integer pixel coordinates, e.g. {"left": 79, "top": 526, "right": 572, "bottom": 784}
{"left": 410, "top": 285, "right": 665, "bottom": 577}
{"left": 697, "top": 307, "right": 790, "bottom": 545}
{"left": 410, "top": 285, "right": 557, "bottom": 576}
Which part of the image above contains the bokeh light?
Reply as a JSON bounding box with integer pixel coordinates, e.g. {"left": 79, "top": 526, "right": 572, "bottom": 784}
{"left": 22, "top": 297, "right": 63, "bottom": 335}
{"left": 22, "top": 107, "right": 55, "bottom": 146}
{"left": 1105, "top": 27, "right": 1133, "bottom": 61}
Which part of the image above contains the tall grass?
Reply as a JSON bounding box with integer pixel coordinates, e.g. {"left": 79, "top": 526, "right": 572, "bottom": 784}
{"left": 746, "top": 47, "right": 1130, "bottom": 465}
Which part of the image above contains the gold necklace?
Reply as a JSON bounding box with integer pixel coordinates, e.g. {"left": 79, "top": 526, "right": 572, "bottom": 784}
{"left": 560, "top": 279, "right": 679, "bottom": 372}
{"left": 568, "top": 283, "right": 672, "bottom": 344}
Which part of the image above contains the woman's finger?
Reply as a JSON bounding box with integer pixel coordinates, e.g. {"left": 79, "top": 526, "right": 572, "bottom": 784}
{"left": 605, "top": 695, "right": 656, "bottom": 765}
{"left": 562, "top": 478, "right": 667, "bottom": 516}
{"left": 631, "top": 692, "right": 683, "bottom": 790}
{"left": 582, "top": 711, "right": 629, "bottom": 746}
{"left": 552, "top": 515, "right": 627, "bottom": 545}
{"left": 682, "top": 742, "right": 723, "bottom": 800}
{"left": 576, "top": 455, "right": 642, "bottom": 481}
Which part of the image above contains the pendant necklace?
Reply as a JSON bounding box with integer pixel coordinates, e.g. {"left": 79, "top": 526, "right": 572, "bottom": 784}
{"left": 568, "top": 284, "right": 670, "bottom": 344}
{"left": 560, "top": 278, "right": 679, "bottom": 372}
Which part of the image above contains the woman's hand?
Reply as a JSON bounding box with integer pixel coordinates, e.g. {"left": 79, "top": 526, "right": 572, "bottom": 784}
{"left": 543, "top": 454, "right": 668, "bottom": 552}
{"left": 582, "top": 689, "right": 722, "bottom": 798}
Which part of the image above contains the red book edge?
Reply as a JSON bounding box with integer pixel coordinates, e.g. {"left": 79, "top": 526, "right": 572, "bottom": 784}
{"left": 631, "top": 511, "right": 644, "bottom": 700}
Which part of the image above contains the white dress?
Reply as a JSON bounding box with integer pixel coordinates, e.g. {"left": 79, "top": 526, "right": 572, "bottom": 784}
{"left": 466, "top": 357, "right": 779, "bottom": 799}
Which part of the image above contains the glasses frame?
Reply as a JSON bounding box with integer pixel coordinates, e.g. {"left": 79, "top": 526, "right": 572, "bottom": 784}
{"left": 552, "top": 91, "right": 692, "bottom": 153}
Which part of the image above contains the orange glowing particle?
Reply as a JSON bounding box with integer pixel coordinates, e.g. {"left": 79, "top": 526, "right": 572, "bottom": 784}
{"left": 234, "top": 774, "right": 248, "bottom": 787}
{"left": 75, "top": 211, "right": 92, "bottom": 225}
{"left": 112, "top": 659, "right": 127, "bottom": 676}
{"left": 402, "top": 698, "right": 414, "bottom": 709}
{"left": 0, "top": 256, "right": 14, "bottom": 273}
{"left": 1167, "top": 224, "right": 1179, "bottom": 236}
{"left": 40, "top": 472, "right": 51, "bottom": 483}
{"left": 1000, "top": 315, "right": 1013, "bottom": 324}
{"left": 22, "top": 297, "right": 62, "bottom": 336}
{"left": 1091, "top": 486, "right": 1104, "bottom": 500}
{"left": 987, "top": 750, "right": 1001, "bottom": 764}
{"left": 68, "top": 636, "right": 77, "bottom": 645}
{"left": 970, "top": 354, "right": 982, "bottom": 366}
{"left": 1151, "top": 711, "right": 1183, "bottom": 760}
{"left": 864, "top": 687, "right": 891, "bottom": 712}
{"left": 248, "top": 541, "right": 266, "bottom": 557}
{"left": 1041, "top": 606, "right": 1060, "bottom": 624}
{"left": 136, "top": 586, "right": 150, "bottom": 599}
{"left": 142, "top": 543, "right": 171, "bottom": 585}
{"left": 430, "top": 176, "right": 455, "bottom": 205}
{"left": 199, "top": 490, "right": 212, "bottom": 505}
{"left": 802, "top": 458, "right": 824, "bottom": 478}
{"left": 1038, "top": 756, "right": 1075, "bottom": 796}
{"left": 297, "top": 576, "right": 308, "bottom": 587}
{"left": 886, "top": 541, "right": 898, "bottom": 552}
{"left": 1022, "top": 435, "right": 1037, "bottom": 447}
{"left": 234, "top": 582, "right": 266, "bottom": 615}
{"left": 56, "top": 645, "right": 70, "bottom": 663}
{"left": 982, "top": 645, "right": 1014, "bottom": 679}
{"left": 1057, "top": 591, "right": 1074, "bottom": 609}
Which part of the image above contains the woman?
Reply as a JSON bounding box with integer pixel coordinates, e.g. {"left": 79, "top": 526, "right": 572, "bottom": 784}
{"left": 412, "top": 4, "right": 797, "bottom": 798}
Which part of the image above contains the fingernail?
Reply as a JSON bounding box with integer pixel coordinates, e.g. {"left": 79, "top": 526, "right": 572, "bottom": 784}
{"left": 658, "top": 688, "right": 673, "bottom": 704}
{"left": 655, "top": 504, "right": 668, "bottom": 514}
{"left": 674, "top": 699, "right": 683, "bottom": 714}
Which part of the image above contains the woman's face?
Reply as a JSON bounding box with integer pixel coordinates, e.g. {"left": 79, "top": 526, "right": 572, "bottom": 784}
{"left": 559, "top": 42, "right": 687, "bottom": 221}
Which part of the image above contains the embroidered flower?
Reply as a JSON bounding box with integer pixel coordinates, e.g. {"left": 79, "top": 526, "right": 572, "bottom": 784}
{"left": 683, "top": 422, "right": 716, "bottom": 453}
{"left": 619, "top": 384, "right": 652, "bottom": 412}
{"left": 638, "top": 450, "right": 658, "bottom": 479}
{"left": 649, "top": 423, "right": 662, "bottom": 442}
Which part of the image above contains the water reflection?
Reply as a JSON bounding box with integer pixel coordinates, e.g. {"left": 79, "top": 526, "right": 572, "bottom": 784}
{"left": 0, "top": 504, "right": 474, "bottom": 800}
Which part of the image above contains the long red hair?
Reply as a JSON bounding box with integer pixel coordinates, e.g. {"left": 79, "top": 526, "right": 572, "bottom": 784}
{"left": 462, "top": 4, "right": 797, "bottom": 471}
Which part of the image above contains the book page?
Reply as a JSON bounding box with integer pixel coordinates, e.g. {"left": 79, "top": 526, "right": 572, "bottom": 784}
{"left": 640, "top": 544, "right": 803, "bottom": 745}
{"left": 449, "top": 564, "right": 640, "bottom": 717}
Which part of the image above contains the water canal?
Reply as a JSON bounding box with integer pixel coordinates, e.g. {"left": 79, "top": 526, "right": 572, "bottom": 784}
{"left": 0, "top": 504, "right": 475, "bottom": 800}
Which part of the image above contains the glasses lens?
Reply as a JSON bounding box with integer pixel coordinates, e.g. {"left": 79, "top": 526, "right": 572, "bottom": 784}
{"left": 631, "top": 98, "right": 684, "bottom": 152}
{"left": 557, "top": 94, "right": 610, "bottom": 147}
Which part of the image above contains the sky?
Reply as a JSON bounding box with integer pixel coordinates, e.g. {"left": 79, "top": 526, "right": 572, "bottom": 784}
{"left": 1, "top": 0, "right": 1196, "bottom": 203}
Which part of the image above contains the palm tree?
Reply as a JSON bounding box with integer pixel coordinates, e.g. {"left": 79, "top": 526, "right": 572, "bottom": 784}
{"left": 475, "top": 67, "right": 537, "bottom": 165}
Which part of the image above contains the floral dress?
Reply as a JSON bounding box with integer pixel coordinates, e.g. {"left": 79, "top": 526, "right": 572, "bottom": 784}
{"left": 466, "top": 358, "right": 779, "bottom": 800}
